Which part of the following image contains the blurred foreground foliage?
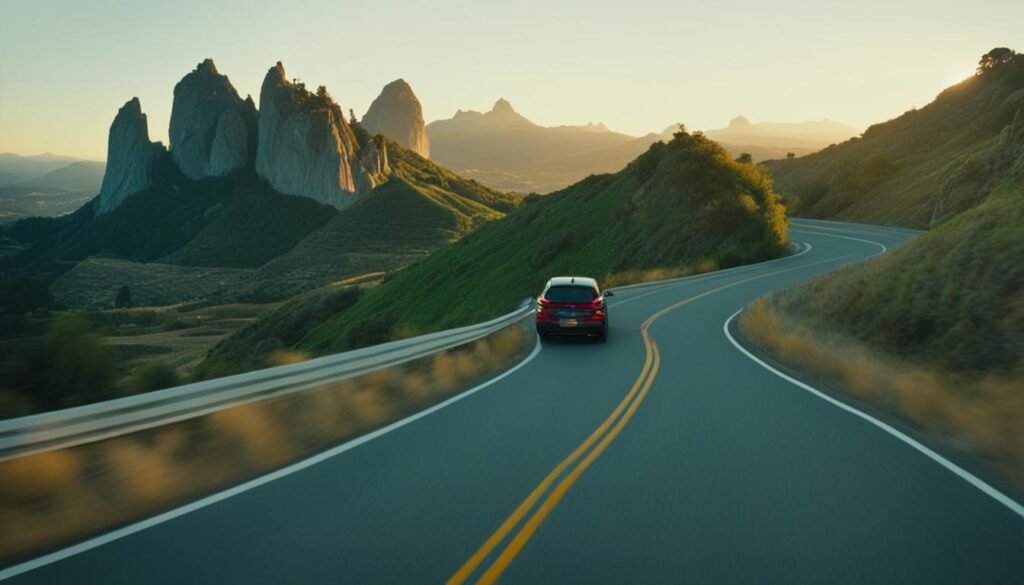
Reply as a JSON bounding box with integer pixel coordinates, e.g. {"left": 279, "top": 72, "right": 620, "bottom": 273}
{"left": 0, "top": 314, "right": 115, "bottom": 417}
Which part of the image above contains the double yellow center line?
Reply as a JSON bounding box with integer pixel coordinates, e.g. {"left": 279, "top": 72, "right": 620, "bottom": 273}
{"left": 449, "top": 255, "right": 848, "bottom": 584}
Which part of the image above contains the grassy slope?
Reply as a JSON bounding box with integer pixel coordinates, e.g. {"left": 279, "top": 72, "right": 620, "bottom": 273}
{"left": 769, "top": 178, "right": 1023, "bottom": 375}
{"left": 765, "top": 56, "right": 1024, "bottom": 228}
{"left": 764, "top": 55, "right": 1024, "bottom": 375}
{"left": 201, "top": 129, "right": 788, "bottom": 369}
{"left": 50, "top": 258, "right": 253, "bottom": 310}
{"left": 2, "top": 159, "right": 337, "bottom": 276}
{"left": 158, "top": 177, "right": 336, "bottom": 268}
{"left": 248, "top": 133, "right": 519, "bottom": 299}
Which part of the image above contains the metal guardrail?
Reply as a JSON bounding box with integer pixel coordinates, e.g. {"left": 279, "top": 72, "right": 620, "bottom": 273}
{"left": 0, "top": 300, "right": 535, "bottom": 461}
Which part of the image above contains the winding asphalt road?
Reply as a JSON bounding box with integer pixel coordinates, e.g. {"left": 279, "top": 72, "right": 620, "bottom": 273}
{"left": 5, "top": 219, "right": 1023, "bottom": 584}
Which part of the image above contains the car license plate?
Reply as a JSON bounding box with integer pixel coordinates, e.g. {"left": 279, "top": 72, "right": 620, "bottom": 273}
{"left": 559, "top": 318, "right": 577, "bottom": 327}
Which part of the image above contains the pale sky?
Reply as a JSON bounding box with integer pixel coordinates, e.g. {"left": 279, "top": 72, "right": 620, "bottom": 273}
{"left": 1, "top": 0, "right": 1021, "bottom": 160}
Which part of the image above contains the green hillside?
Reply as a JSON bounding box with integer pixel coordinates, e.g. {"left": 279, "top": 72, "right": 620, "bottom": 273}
{"left": 769, "top": 178, "right": 1023, "bottom": 374}
{"left": 200, "top": 127, "right": 789, "bottom": 373}
{"left": 2, "top": 157, "right": 335, "bottom": 277}
{"left": 248, "top": 133, "right": 518, "bottom": 299}
{"left": 764, "top": 49, "right": 1024, "bottom": 370}
{"left": 766, "top": 49, "right": 1024, "bottom": 228}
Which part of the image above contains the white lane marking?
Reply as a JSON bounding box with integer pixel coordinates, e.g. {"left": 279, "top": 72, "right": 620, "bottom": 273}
{"left": 790, "top": 229, "right": 887, "bottom": 254}
{"left": 790, "top": 217, "right": 924, "bottom": 236}
{"left": 609, "top": 243, "right": 813, "bottom": 309}
{"left": 788, "top": 222, "right": 905, "bottom": 241}
{"left": 723, "top": 312, "right": 1024, "bottom": 521}
{"left": 0, "top": 338, "right": 544, "bottom": 581}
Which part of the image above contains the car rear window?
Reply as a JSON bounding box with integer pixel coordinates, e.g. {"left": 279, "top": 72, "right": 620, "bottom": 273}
{"left": 544, "top": 286, "right": 597, "bottom": 303}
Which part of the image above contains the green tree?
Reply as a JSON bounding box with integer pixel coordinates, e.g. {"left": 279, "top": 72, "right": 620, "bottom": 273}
{"left": 0, "top": 275, "right": 53, "bottom": 314}
{"left": 114, "top": 284, "right": 132, "bottom": 308}
{"left": 736, "top": 152, "right": 753, "bottom": 164}
{"left": 129, "top": 364, "right": 181, "bottom": 394}
{"left": 786, "top": 152, "right": 796, "bottom": 159}
{"left": 977, "top": 48, "right": 1017, "bottom": 73}
{"left": 5, "top": 314, "right": 116, "bottom": 411}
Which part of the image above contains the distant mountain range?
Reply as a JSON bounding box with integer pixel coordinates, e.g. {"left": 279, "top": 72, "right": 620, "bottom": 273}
{"left": 0, "top": 156, "right": 105, "bottom": 223}
{"left": 424, "top": 102, "right": 858, "bottom": 193}
{"left": 0, "top": 152, "right": 89, "bottom": 186}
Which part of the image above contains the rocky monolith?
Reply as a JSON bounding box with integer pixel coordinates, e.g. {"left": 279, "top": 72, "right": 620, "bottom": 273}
{"left": 96, "top": 98, "right": 162, "bottom": 214}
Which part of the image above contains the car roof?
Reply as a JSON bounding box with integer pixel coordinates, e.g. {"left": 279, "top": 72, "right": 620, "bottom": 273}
{"left": 546, "top": 276, "right": 599, "bottom": 288}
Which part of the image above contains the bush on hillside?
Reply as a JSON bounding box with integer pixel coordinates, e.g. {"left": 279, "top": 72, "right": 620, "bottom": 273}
{"left": 0, "top": 314, "right": 116, "bottom": 416}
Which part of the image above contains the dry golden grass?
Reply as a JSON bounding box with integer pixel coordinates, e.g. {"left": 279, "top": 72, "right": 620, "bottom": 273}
{"left": 267, "top": 349, "right": 311, "bottom": 367}
{"left": 331, "top": 272, "right": 387, "bottom": 287}
{"left": 0, "top": 324, "right": 531, "bottom": 563}
{"left": 603, "top": 260, "right": 718, "bottom": 289}
{"left": 740, "top": 299, "right": 1024, "bottom": 487}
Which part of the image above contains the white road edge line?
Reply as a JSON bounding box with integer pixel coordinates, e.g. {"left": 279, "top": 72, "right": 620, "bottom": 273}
{"left": 790, "top": 228, "right": 888, "bottom": 254}
{"left": 723, "top": 309, "right": 1024, "bottom": 520}
{"left": 0, "top": 337, "right": 544, "bottom": 581}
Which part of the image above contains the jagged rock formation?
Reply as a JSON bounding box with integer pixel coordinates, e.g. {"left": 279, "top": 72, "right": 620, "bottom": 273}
{"left": 169, "top": 59, "right": 257, "bottom": 180}
{"left": 97, "top": 98, "right": 163, "bottom": 214}
{"left": 255, "top": 62, "right": 386, "bottom": 209}
{"left": 356, "top": 135, "right": 390, "bottom": 193}
{"left": 362, "top": 79, "right": 430, "bottom": 158}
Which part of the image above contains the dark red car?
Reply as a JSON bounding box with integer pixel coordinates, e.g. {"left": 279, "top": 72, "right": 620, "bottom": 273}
{"left": 535, "top": 276, "right": 613, "bottom": 341}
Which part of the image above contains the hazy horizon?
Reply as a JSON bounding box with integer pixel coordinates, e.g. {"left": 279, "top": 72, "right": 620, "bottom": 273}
{"left": 2, "top": 0, "right": 1020, "bottom": 160}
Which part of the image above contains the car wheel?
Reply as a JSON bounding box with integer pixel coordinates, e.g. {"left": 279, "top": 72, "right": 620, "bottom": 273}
{"left": 598, "top": 324, "right": 608, "bottom": 343}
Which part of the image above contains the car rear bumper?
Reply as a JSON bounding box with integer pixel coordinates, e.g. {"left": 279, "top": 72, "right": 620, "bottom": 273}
{"left": 536, "top": 320, "right": 606, "bottom": 336}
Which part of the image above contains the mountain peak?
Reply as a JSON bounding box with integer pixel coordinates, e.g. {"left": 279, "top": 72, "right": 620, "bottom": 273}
{"left": 169, "top": 59, "right": 255, "bottom": 180}
{"left": 729, "top": 115, "right": 752, "bottom": 129}
{"left": 362, "top": 78, "right": 430, "bottom": 158}
{"left": 195, "top": 58, "right": 218, "bottom": 75}
{"left": 383, "top": 78, "right": 413, "bottom": 93}
{"left": 123, "top": 96, "right": 142, "bottom": 115}
{"left": 492, "top": 98, "right": 515, "bottom": 115}
{"left": 97, "top": 97, "right": 161, "bottom": 214}
{"left": 266, "top": 61, "right": 286, "bottom": 84}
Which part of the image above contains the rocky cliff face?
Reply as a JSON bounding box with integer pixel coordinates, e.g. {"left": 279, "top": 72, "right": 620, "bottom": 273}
{"left": 356, "top": 135, "right": 390, "bottom": 193}
{"left": 97, "top": 98, "right": 163, "bottom": 214}
{"left": 255, "top": 62, "right": 386, "bottom": 209}
{"left": 169, "top": 59, "right": 257, "bottom": 180}
{"left": 361, "top": 79, "right": 430, "bottom": 158}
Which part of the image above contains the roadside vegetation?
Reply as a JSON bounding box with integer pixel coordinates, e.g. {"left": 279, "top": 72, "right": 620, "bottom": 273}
{"left": 0, "top": 301, "right": 280, "bottom": 418}
{"left": 0, "top": 323, "right": 530, "bottom": 563}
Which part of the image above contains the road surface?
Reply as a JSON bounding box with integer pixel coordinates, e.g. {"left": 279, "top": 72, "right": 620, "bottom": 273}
{"left": 4, "top": 219, "right": 1022, "bottom": 584}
